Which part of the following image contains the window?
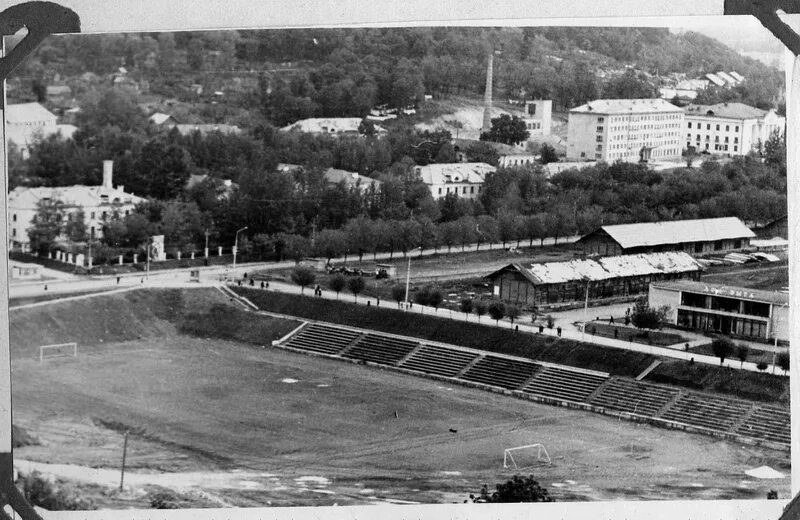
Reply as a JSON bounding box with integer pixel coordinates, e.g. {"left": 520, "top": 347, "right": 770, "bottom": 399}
{"left": 687, "top": 122, "right": 692, "bottom": 128}
{"left": 707, "top": 124, "right": 711, "bottom": 130}
{"left": 596, "top": 144, "right": 602, "bottom": 151}
{"left": 735, "top": 125, "right": 739, "bottom": 132}
{"left": 716, "top": 124, "right": 720, "bottom": 131}
{"left": 470, "top": 186, "right": 474, "bottom": 194}
{"left": 734, "top": 146, "right": 738, "bottom": 152}
{"left": 12, "top": 214, "right": 16, "bottom": 222}
{"left": 596, "top": 135, "right": 603, "bottom": 142}
{"left": 11, "top": 229, "right": 16, "bottom": 237}
{"left": 734, "top": 137, "right": 739, "bottom": 143}
{"left": 726, "top": 125, "right": 730, "bottom": 131}
{"left": 597, "top": 126, "right": 604, "bottom": 132}
{"left": 598, "top": 117, "right": 604, "bottom": 123}
{"left": 462, "top": 187, "right": 467, "bottom": 194}
{"left": 438, "top": 188, "right": 442, "bottom": 195}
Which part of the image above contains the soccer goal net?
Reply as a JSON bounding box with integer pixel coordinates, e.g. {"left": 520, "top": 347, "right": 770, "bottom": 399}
{"left": 39, "top": 342, "right": 78, "bottom": 362}
{"left": 503, "top": 443, "right": 551, "bottom": 470}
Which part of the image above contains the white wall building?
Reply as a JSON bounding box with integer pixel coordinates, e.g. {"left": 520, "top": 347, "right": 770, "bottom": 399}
{"left": 683, "top": 102, "right": 785, "bottom": 156}
{"left": 522, "top": 100, "right": 552, "bottom": 138}
{"left": 6, "top": 102, "right": 76, "bottom": 158}
{"left": 414, "top": 162, "right": 495, "bottom": 200}
{"left": 9, "top": 161, "right": 144, "bottom": 252}
{"left": 281, "top": 117, "right": 386, "bottom": 136}
{"left": 566, "top": 99, "right": 684, "bottom": 163}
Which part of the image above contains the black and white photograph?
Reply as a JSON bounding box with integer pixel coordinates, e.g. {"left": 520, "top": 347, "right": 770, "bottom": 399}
{"left": 0, "top": 1, "right": 796, "bottom": 518}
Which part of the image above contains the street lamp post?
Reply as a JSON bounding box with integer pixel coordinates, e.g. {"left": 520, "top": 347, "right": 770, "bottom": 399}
{"left": 233, "top": 226, "right": 248, "bottom": 281}
{"left": 403, "top": 246, "right": 422, "bottom": 311}
{"left": 145, "top": 238, "right": 150, "bottom": 280}
{"left": 581, "top": 278, "right": 590, "bottom": 342}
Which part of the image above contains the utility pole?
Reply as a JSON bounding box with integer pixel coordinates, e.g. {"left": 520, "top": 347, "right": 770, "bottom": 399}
{"left": 119, "top": 430, "right": 129, "bottom": 492}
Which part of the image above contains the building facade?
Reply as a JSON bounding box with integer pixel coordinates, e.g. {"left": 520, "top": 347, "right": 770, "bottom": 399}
{"left": 415, "top": 162, "right": 496, "bottom": 200}
{"left": 683, "top": 102, "right": 785, "bottom": 156}
{"left": 649, "top": 280, "right": 789, "bottom": 342}
{"left": 522, "top": 100, "right": 552, "bottom": 138}
{"left": 485, "top": 252, "right": 702, "bottom": 308}
{"left": 6, "top": 102, "right": 77, "bottom": 158}
{"left": 577, "top": 217, "right": 755, "bottom": 257}
{"left": 566, "top": 98, "right": 684, "bottom": 163}
{"left": 9, "top": 161, "right": 144, "bottom": 252}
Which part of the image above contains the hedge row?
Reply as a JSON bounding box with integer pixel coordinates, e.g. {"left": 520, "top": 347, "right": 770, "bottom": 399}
{"left": 231, "top": 287, "right": 655, "bottom": 378}
{"left": 231, "top": 287, "right": 790, "bottom": 404}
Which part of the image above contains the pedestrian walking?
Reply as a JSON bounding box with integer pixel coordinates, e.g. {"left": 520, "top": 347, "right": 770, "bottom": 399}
{"left": 609, "top": 315, "right": 615, "bottom": 324}
{"left": 261, "top": 281, "right": 265, "bottom": 289}
{"left": 249, "top": 278, "right": 255, "bottom": 286}
{"left": 244, "top": 272, "right": 248, "bottom": 279}
{"left": 556, "top": 326, "right": 562, "bottom": 337}
{"left": 116, "top": 276, "right": 120, "bottom": 285}
{"left": 538, "top": 324, "right": 544, "bottom": 334}
{"left": 44, "top": 285, "right": 48, "bottom": 291}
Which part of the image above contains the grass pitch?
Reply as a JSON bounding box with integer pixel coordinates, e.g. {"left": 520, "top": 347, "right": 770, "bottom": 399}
{"left": 9, "top": 288, "right": 791, "bottom": 507}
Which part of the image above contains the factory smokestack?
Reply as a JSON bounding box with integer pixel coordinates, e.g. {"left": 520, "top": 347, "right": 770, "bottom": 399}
{"left": 482, "top": 51, "right": 494, "bottom": 134}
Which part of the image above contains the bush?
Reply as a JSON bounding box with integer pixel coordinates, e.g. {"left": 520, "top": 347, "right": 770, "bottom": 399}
{"left": 18, "top": 471, "right": 95, "bottom": 511}
{"left": 290, "top": 266, "right": 316, "bottom": 294}
{"left": 459, "top": 298, "right": 473, "bottom": 316}
{"left": 757, "top": 361, "right": 768, "bottom": 372}
{"left": 469, "top": 474, "right": 553, "bottom": 503}
{"left": 777, "top": 351, "right": 790, "bottom": 373}
{"left": 630, "top": 297, "right": 668, "bottom": 330}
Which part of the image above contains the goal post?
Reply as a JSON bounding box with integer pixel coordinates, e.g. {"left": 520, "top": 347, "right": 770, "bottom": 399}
{"left": 503, "top": 443, "right": 551, "bottom": 470}
{"left": 39, "top": 343, "right": 78, "bottom": 362}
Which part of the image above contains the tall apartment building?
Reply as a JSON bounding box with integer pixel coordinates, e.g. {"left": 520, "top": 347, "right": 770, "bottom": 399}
{"left": 522, "top": 100, "right": 552, "bottom": 137}
{"left": 566, "top": 99, "right": 684, "bottom": 163}
{"left": 683, "top": 102, "right": 785, "bottom": 156}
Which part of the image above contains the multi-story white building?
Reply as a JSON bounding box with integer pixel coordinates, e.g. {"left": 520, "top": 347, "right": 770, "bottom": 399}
{"left": 6, "top": 102, "right": 77, "bottom": 158}
{"left": 566, "top": 99, "right": 684, "bottom": 163}
{"left": 521, "top": 100, "right": 552, "bottom": 138}
{"left": 414, "top": 162, "right": 496, "bottom": 200}
{"left": 683, "top": 102, "right": 785, "bottom": 156}
{"left": 8, "top": 161, "right": 144, "bottom": 252}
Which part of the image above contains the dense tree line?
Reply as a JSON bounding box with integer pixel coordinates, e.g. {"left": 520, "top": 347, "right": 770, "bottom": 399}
{"left": 9, "top": 27, "right": 783, "bottom": 128}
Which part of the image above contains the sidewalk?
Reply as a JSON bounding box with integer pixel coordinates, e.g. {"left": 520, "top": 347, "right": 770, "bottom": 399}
{"left": 239, "top": 279, "right": 787, "bottom": 376}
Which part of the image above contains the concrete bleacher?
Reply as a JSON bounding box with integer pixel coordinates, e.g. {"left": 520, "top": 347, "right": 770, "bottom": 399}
{"left": 588, "top": 378, "right": 680, "bottom": 416}
{"left": 399, "top": 345, "right": 479, "bottom": 378}
{"left": 342, "top": 333, "right": 420, "bottom": 366}
{"left": 735, "top": 405, "right": 790, "bottom": 445}
{"left": 283, "top": 323, "right": 360, "bottom": 355}
{"left": 659, "top": 392, "right": 752, "bottom": 432}
{"left": 522, "top": 366, "right": 608, "bottom": 403}
{"left": 460, "top": 355, "right": 539, "bottom": 390}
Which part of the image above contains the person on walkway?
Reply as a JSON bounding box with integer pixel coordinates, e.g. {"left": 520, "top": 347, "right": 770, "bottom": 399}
{"left": 261, "top": 281, "right": 265, "bottom": 289}
{"left": 556, "top": 326, "right": 562, "bottom": 337}
{"left": 249, "top": 278, "right": 255, "bottom": 286}
{"left": 609, "top": 315, "right": 615, "bottom": 324}
{"left": 538, "top": 325, "right": 544, "bottom": 334}
{"left": 116, "top": 276, "right": 121, "bottom": 285}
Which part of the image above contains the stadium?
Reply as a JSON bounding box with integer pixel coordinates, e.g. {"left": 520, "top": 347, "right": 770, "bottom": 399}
{"left": 9, "top": 285, "right": 790, "bottom": 508}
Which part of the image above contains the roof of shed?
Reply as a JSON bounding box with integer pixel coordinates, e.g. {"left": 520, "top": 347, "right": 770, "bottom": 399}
{"left": 582, "top": 217, "right": 754, "bottom": 249}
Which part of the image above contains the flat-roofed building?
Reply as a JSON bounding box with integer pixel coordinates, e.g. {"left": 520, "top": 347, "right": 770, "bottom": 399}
{"left": 683, "top": 102, "right": 784, "bottom": 156}
{"left": 650, "top": 280, "right": 789, "bottom": 342}
{"left": 566, "top": 98, "right": 684, "bottom": 163}
{"left": 576, "top": 217, "right": 755, "bottom": 256}
{"left": 485, "top": 251, "right": 702, "bottom": 307}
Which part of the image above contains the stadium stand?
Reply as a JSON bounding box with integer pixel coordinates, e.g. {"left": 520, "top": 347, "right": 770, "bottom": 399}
{"left": 588, "top": 378, "right": 681, "bottom": 416}
{"left": 659, "top": 392, "right": 753, "bottom": 431}
{"left": 399, "top": 345, "right": 480, "bottom": 378}
{"left": 273, "top": 319, "right": 789, "bottom": 449}
{"left": 522, "top": 366, "right": 608, "bottom": 403}
{"left": 735, "top": 405, "right": 790, "bottom": 445}
{"left": 283, "top": 323, "right": 361, "bottom": 355}
{"left": 342, "top": 333, "right": 420, "bottom": 365}
{"left": 460, "top": 355, "right": 540, "bottom": 390}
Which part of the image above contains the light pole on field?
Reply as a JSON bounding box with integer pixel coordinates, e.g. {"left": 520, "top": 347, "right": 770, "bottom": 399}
{"left": 233, "top": 226, "right": 248, "bottom": 281}
{"left": 581, "top": 277, "right": 590, "bottom": 342}
{"left": 404, "top": 246, "right": 422, "bottom": 311}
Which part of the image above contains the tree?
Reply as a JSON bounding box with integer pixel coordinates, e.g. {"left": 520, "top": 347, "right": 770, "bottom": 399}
{"left": 459, "top": 298, "right": 473, "bottom": 317}
{"left": 710, "top": 337, "right": 735, "bottom": 366}
{"left": 348, "top": 276, "right": 366, "bottom": 302}
{"left": 28, "top": 198, "right": 65, "bottom": 254}
{"left": 539, "top": 143, "right": 558, "bottom": 165}
{"left": 505, "top": 304, "right": 520, "bottom": 325}
{"left": 630, "top": 298, "right": 668, "bottom": 330}
{"left": 291, "top": 266, "right": 316, "bottom": 294}
{"left": 488, "top": 301, "right": 506, "bottom": 325}
{"left": 329, "top": 274, "right": 346, "bottom": 299}
{"left": 736, "top": 344, "right": 749, "bottom": 368}
{"left": 469, "top": 474, "right": 553, "bottom": 503}
{"left": 391, "top": 285, "right": 406, "bottom": 307}
{"left": 474, "top": 300, "right": 488, "bottom": 322}
{"left": 777, "top": 351, "right": 790, "bottom": 374}
{"left": 63, "top": 208, "right": 87, "bottom": 243}
{"left": 427, "top": 288, "right": 443, "bottom": 309}
{"left": 480, "top": 114, "right": 530, "bottom": 146}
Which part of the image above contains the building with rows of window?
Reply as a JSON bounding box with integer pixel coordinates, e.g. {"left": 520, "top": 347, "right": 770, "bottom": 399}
{"left": 566, "top": 98, "right": 684, "bottom": 163}
{"left": 649, "top": 280, "right": 789, "bottom": 343}
{"left": 8, "top": 161, "right": 144, "bottom": 252}
{"left": 415, "top": 162, "right": 496, "bottom": 200}
{"left": 682, "top": 102, "right": 785, "bottom": 156}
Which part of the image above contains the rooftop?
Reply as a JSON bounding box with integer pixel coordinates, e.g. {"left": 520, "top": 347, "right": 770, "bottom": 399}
{"left": 570, "top": 98, "right": 683, "bottom": 115}
{"left": 9, "top": 184, "right": 144, "bottom": 209}
{"left": 487, "top": 251, "right": 702, "bottom": 285}
{"left": 324, "top": 168, "right": 382, "bottom": 190}
{"left": 684, "top": 102, "right": 770, "bottom": 120}
{"left": 651, "top": 280, "right": 788, "bottom": 305}
{"left": 281, "top": 117, "right": 386, "bottom": 135}
{"left": 584, "top": 217, "right": 755, "bottom": 249}
{"left": 414, "top": 162, "right": 496, "bottom": 185}
{"left": 6, "top": 102, "right": 57, "bottom": 124}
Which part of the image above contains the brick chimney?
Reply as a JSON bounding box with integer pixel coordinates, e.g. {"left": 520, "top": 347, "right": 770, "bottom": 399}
{"left": 102, "top": 160, "right": 113, "bottom": 189}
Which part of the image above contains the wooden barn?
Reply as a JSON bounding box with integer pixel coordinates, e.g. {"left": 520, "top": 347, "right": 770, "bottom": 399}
{"left": 485, "top": 252, "right": 703, "bottom": 308}
{"left": 576, "top": 217, "right": 755, "bottom": 256}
